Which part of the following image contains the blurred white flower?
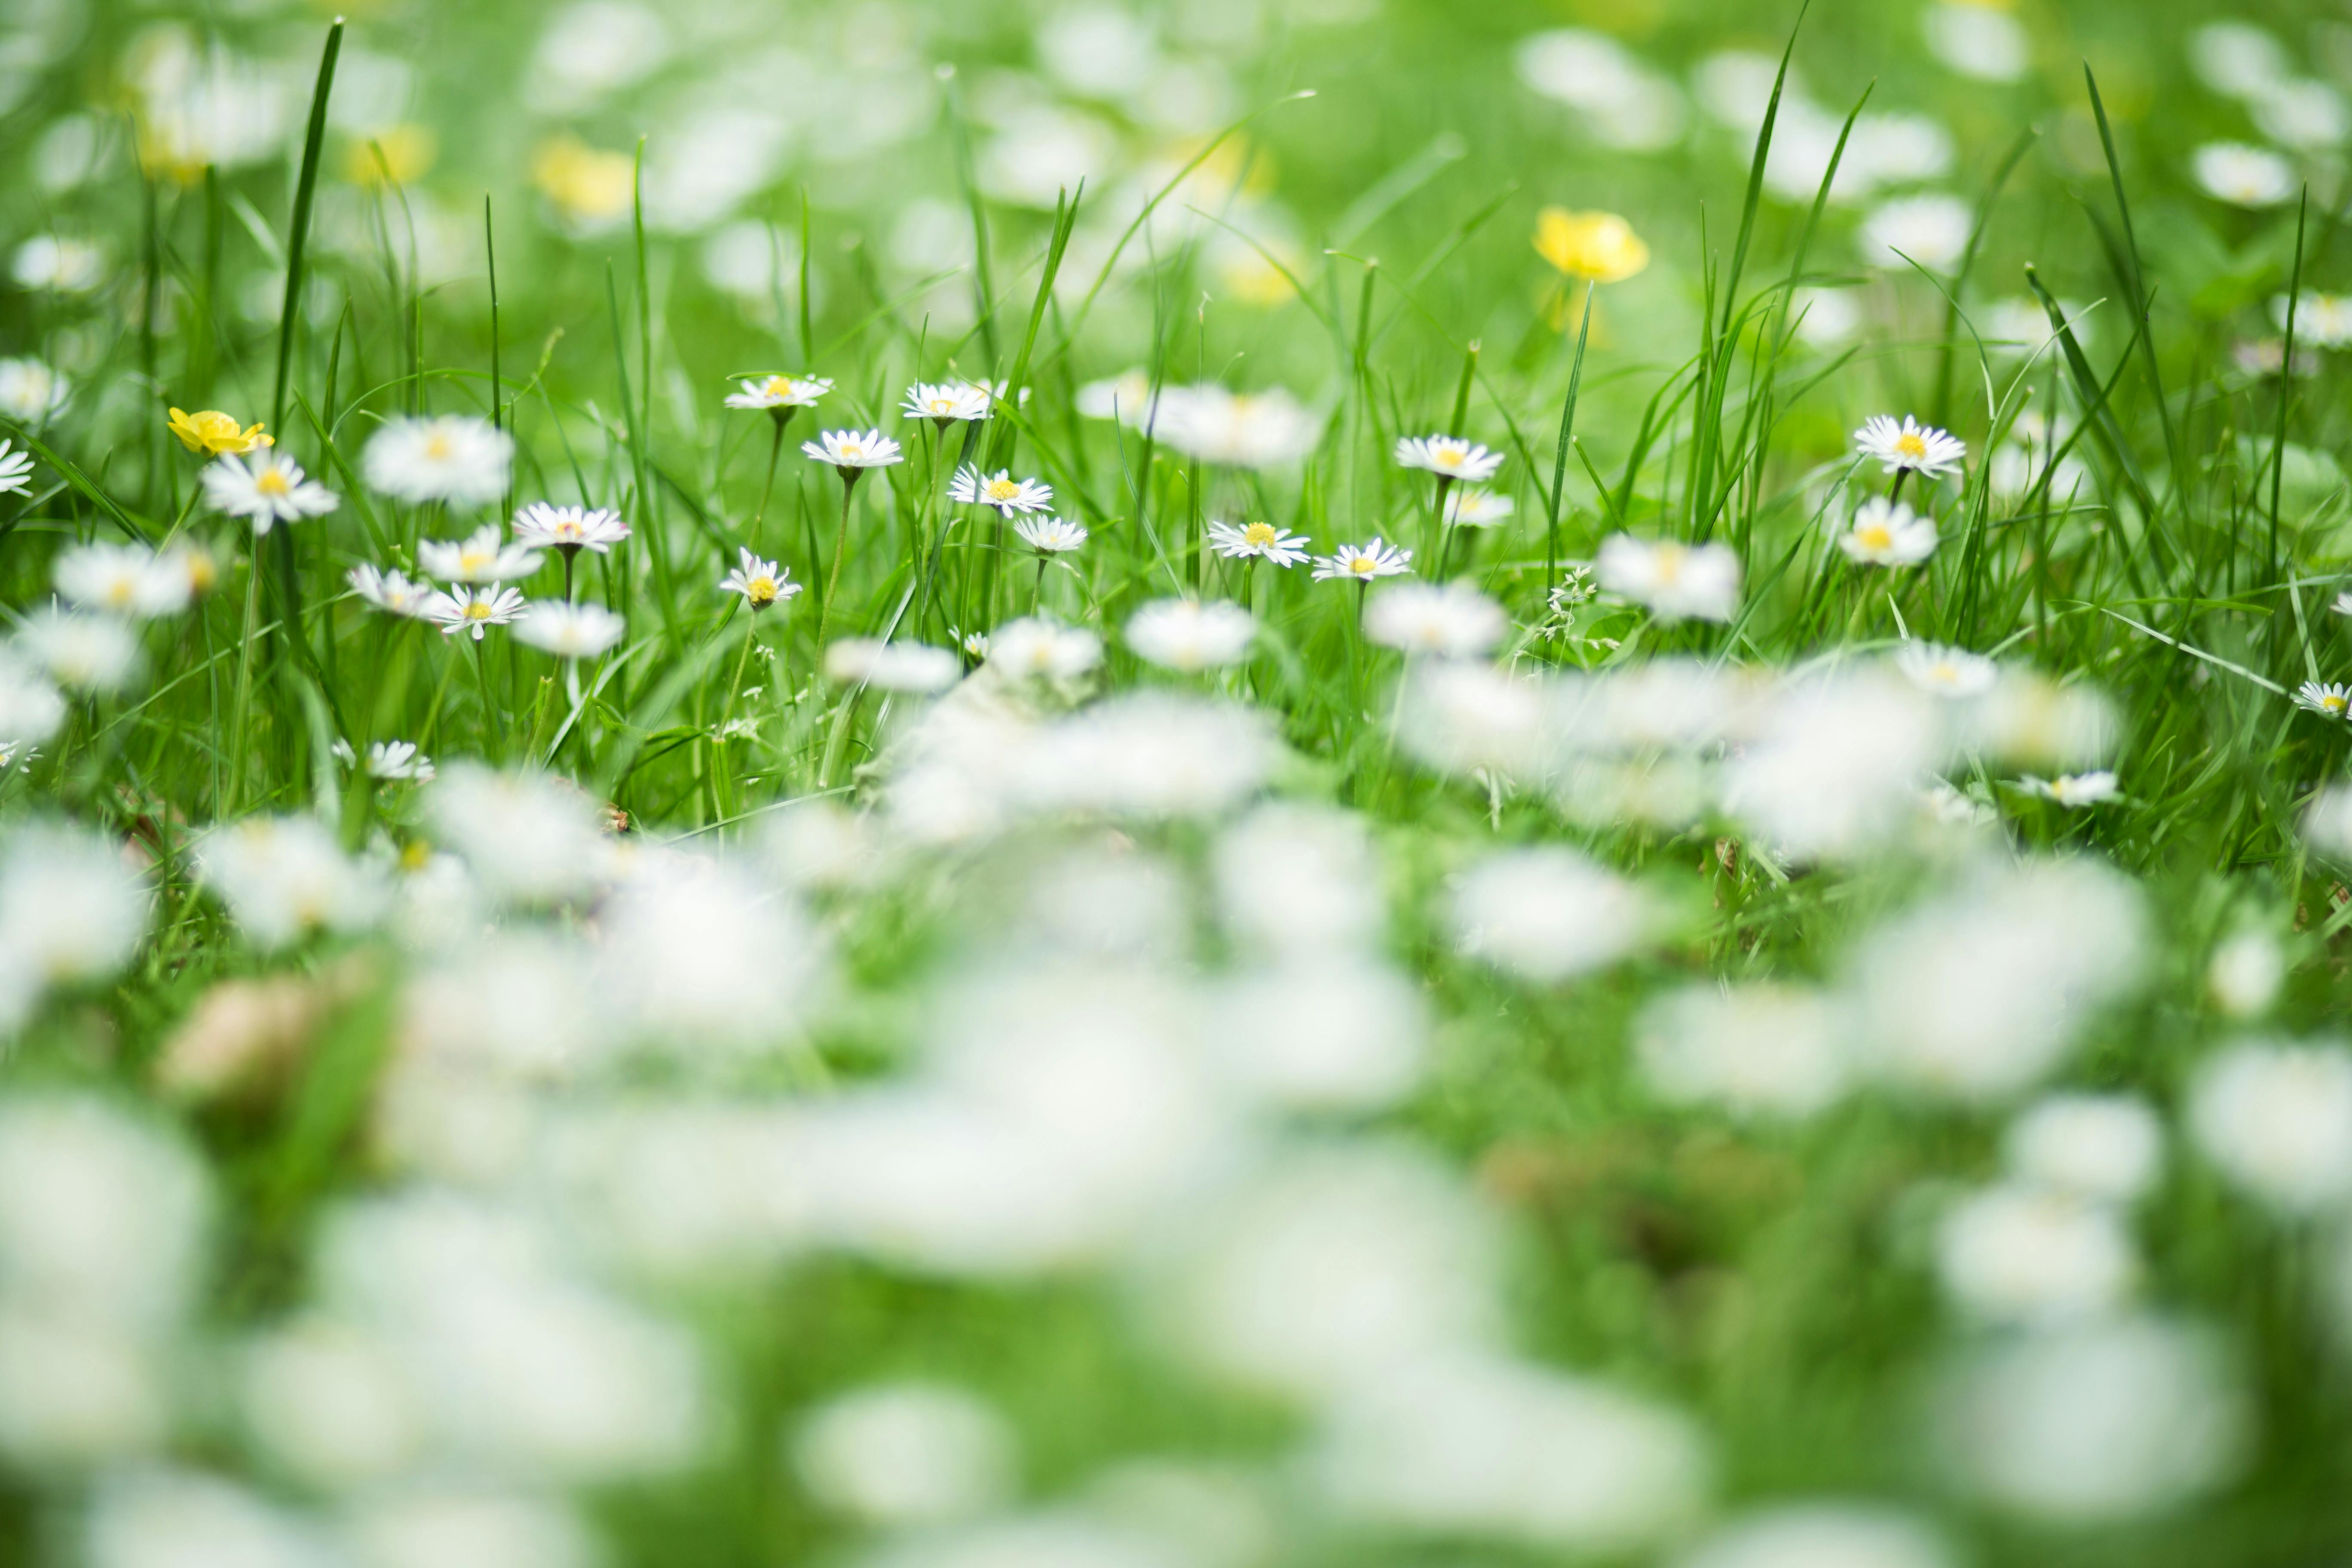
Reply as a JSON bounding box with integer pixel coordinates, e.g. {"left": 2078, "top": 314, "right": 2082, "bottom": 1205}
{"left": 1596, "top": 534, "right": 1740, "bottom": 622}
{"left": 1310, "top": 1351, "right": 1709, "bottom": 1549}
{"left": 1515, "top": 29, "right": 1686, "bottom": 151}
{"left": 2207, "top": 930, "right": 2284, "bottom": 1018}
{"left": 1859, "top": 193, "right": 1972, "bottom": 271}
{"left": 1854, "top": 414, "right": 1966, "bottom": 478}
{"left": 514, "top": 602, "right": 624, "bottom": 660}
{"left": 55, "top": 543, "right": 190, "bottom": 620}
{"left": 1206, "top": 520, "right": 1311, "bottom": 565}
{"left": 1722, "top": 671, "right": 1946, "bottom": 861}
{"left": 425, "top": 584, "right": 528, "bottom": 642}
{"left": 1395, "top": 434, "right": 1505, "bottom": 484}
{"left": 1015, "top": 516, "right": 1090, "bottom": 554}
{"left": 1451, "top": 845, "right": 1649, "bottom": 983}
{"left": 1937, "top": 1182, "right": 2138, "bottom": 1326}
{"left": 349, "top": 565, "right": 439, "bottom": 619}
{"left": 1312, "top": 537, "right": 1413, "bottom": 582}
{"left": 419, "top": 524, "right": 542, "bottom": 585}
{"left": 949, "top": 466, "right": 1054, "bottom": 518}
{"left": 1637, "top": 983, "right": 1853, "bottom": 1119}
{"left": 0, "top": 652, "right": 66, "bottom": 750}
{"left": 794, "top": 1383, "right": 1017, "bottom": 1526}
{"left": 1363, "top": 581, "right": 1507, "bottom": 658}
{"left": 0, "top": 1308, "right": 171, "bottom": 1468}
{"left": 198, "top": 816, "right": 387, "bottom": 950}
{"left": 364, "top": 416, "right": 514, "bottom": 508}
{"left": 1896, "top": 641, "right": 1995, "bottom": 698}
{"left": 1932, "top": 1316, "right": 2248, "bottom": 1522}
{"left": 0, "top": 356, "right": 69, "bottom": 423}
{"left": 1677, "top": 1505, "right": 1956, "bottom": 1568}
{"left": 508, "top": 502, "right": 628, "bottom": 555}
{"left": 1213, "top": 803, "right": 1383, "bottom": 958}
{"left": 2190, "top": 21, "right": 2288, "bottom": 99}
{"left": 1923, "top": 2, "right": 2028, "bottom": 81}
{"left": 525, "top": 0, "right": 671, "bottom": 113}
{"left": 595, "top": 855, "right": 829, "bottom": 1053}
{"left": 0, "top": 822, "right": 149, "bottom": 992}
{"left": 239, "top": 1320, "right": 423, "bottom": 1489}
{"left": 426, "top": 765, "right": 607, "bottom": 905}
{"left": 2006, "top": 1093, "right": 2164, "bottom": 1205}
{"left": 1152, "top": 386, "right": 1323, "bottom": 469}
{"left": 825, "top": 638, "right": 961, "bottom": 692}
{"left": 18, "top": 606, "right": 141, "bottom": 693}
{"left": 2192, "top": 143, "right": 2296, "bottom": 208}
{"left": 0, "top": 1096, "right": 207, "bottom": 1335}
{"left": 2253, "top": 80, "right": 2349, "bottom": 151}
{"left": 1847, "top": 858, "right": 2146, "bottom": 1101}
{"left": 1838, "top": 497, "right": 1938, "bottom": 566}
{"left": 85, "top": 1469, "right": 334, "bottom": 1568}
{"left": 1127, "top": 598, "right": 1255, "bottom": 672}
{"left": 1445, "top": 487, "right": 1516, "bottom": 527}
{"left": 344, "top": 1488, "right": 600, "bottom": 1568}
{"left": 12, "top": 235, "right": 104, "bottom": 292}
{"left": 2019, "top": 770, "right": 2117, "bottom": 808}
{"left": 1208, "top": 961, "right": 1426, "bottom": 1112}
{"left": 2188, "top": 1038, "right": 2352, "bottom": 1215}
{"left": 989, "top": 617, "right": 1101, "bottom": 680}
{"left": 725, "top": 373, "right": 831, "bottom": 412}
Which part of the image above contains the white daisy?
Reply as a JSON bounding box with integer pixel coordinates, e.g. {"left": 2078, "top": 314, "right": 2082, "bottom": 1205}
{"left": 514, "top": 601, "right": 626, "bottom": 659}
{"left": 348, "top": 565, "right": 438, "bottom": 619}
{"left": 901, "top": 381, "right": 995, "bottom": 426}
{"left": 726, "top": 373, "right": 833, "bottom": 411}
{"left": 1854, "top": 414, "right": 1967, "bottom": 479}
{"left": 54, "top": 544, "right": 190, "bottom": 620}
{"left": 823, "top": 638, "right": 960, "bottom": 693}
{"left": 16, "top": 608, "right": 140, "bottom": 693}
{"left": 1859, "top": 193, "right": 1973, "bottom": 272}
{"left": 948, "top": 466, "right": 1054, "bottom": 517}
{"left": 2335, "top": 591, "right": 2352, "bottom": 618}
{"left": 2272, "top": 292, "right": 2352, "bottom": 349}
{"left": 1312, "top": 537, "right": 1415, "bottom": 582}
{"left": 424, "top": 583, "right": 527, "bottom": 640}
{"left": 0, "top": 439, "right": 32, "bottom": 497}
{"left": 720, "top": 547, "right": 800, "bottom": 611}
{"left": 363, "top": 740, "right": 435, "bottom": 782}
{"left": 1445, "top": 488, "right": 1516, "bottom": 527}
{"left": 1126, "top": 598, "right": 1257, "bottom": 672}
{"left": 2294, "top": 680, "right": 2352, "bottom": 720}
{"left": 1363, "top": 581, "right": 1509, "bottom": 658}
{"left": 2020, "top": 771, "right": 2119, "bottom": 808}
{"left": 2192, "top": 142, "right": 2297, "bottom": 208}
{"left": 0, "top": 359, "right": 68, "bottom": 424}
{"left": 509, "top": 502, "right": 630, "bottom": 554}
{"left": 1395, "top": 434, "right": 1507, "bottom": 484}
{"left": 418, "top": 524, "right": 544, "bottom": 584}
{"left": 1896, "top": 642, "right": 1997, "bottom": 698}
{"left": 1015, "top": 516, "right": 1089, "bottom": 554}
{"left": 1595, "top": 534, "right": 1741, "bottom": 622}
{"left": 361, "top": 415, "right": 514, "bottom": 508}
{"left": 1207, "top": 520, "right": 1312, "bottom": 566}
{"left": 987, "top": 617, "right": 1102, "bottom": 680}
{"left": 201, "top": 452, "right": 340, "bottom": 534}
{"left": 802, "top": 429, "right": 904, "bottom": 478}
{"left": 1839, "top": 497, "right": 1940, "bottom": 567}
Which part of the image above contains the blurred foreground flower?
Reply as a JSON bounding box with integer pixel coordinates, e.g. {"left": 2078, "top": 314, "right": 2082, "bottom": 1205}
{"left": 1533, "top": 206, "right": 1651, "bottom": 283}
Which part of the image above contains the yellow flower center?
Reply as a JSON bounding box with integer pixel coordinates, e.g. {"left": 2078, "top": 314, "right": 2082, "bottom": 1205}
{"left": 255, "top": 467, "right": 291, "bottom": 498}
{"left": 1893, "top": 432, "right": 1928, "bottom": 461}
{"left": 1434, "top": 445, "right": 1466, "bottom": 467}
{"left": 747, "top": 576, "right": 778, "bottom": 605}
{"left": 1929, "top": 661, "right": 1960, "bottom": 684}
{"left": 105, "top": 580, "right": 133, "bottom": 606}
{"left": 986, "top": 478, "right": 1021, "bottom": 501}
{"left": 425, "top": 433, "right": 453, "bottom": 460}
{"left": 459, "top": 548, "right": 491, "bottom": 571}
{"left": 2327, "top": 694, "right": 2348, "bottom": 715}
{"left": 462, "top": 600, "right": 492, "bottom": 621}
{"left": 839, "top": 443, "right": 864, "bottom": 459}
{"left": 1349, "top": 555, "right": 1377, "bottom": 574}
{"left": 1243, "top": 522, "right": 1279, "bottom": 547}
{"left": 1856, "top": 522, "right": 1893, "bottom": 551}
{"left": 766, "top": 377, "right": 795, "bottom": 398}
{"left": 1654, "top": 544, "right": 1686, "bottom": 582}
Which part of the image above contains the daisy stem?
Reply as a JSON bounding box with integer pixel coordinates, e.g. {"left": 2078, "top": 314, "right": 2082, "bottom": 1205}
{"left": 817, "top": 473, "right": 857, "bottom": 649}
{"left": 1888, "top": 468, "right": 1910, "bottom": 508}
{"left": 1033, "top": 554, "right": 1047, "bottom": 613}
{"left": 563, "top": 550, "right": 576, "bottom": 606}
{"left": 224, "top": 542, "right": 264, "bottom": 812}
{"left": 1430, "top": 475, "right": 1455, "bottom": 569}
{"left": 752, "top": 416, "right": 786, "bottom": 548}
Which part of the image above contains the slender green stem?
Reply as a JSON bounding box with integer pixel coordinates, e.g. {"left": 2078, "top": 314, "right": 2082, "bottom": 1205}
{"left": 817, "top": 473, "right": 857, "bottom": 648}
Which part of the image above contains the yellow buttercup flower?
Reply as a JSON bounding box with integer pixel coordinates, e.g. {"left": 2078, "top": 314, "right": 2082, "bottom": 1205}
{"left": 166, "top": 408, "right": 272, "bottom": 456}
{"left": 531, "top": 135, "right": 635, "bottom": 229}
{"left": 342, "top": 123, "right": 439, "bottom": 187}
{"left": 1534, "top": 207, "right": 1651, "bottom": 285}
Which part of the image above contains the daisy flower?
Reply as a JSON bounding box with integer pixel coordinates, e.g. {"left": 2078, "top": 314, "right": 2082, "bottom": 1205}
{"left": 1363, "top": 581, "right": 1509, "bottom": 659}
{"left": 361, "top": 415, "right": 514, "bottom": 508}
{"left": 2295, "top": 680, "right": 2352, "bottom": 720}
{"left": 1207, "top": 520, "right": 1312, "bottom": 566}
{"left": 1445, "top": 488, "right": 1516, "bottom": 527}
{"left": 2332, "top": 591, "right": 2352, "bottom": 618}
{"left": 425, "top": 584, "right": 527, "bottom": 641}
{"left": 1854, "top": 414, "right": 1967, "bottom": 479}
{"left": 1395, "top": 435, "right": 1507, "bottom": 484}
{"left": 201, "top": 452, "right": 340, "bottom": 533}
{"left": 802, "top": 429, "right": 903, "bottom": 480}
{"left": 2021, "top": 771, "right": 2119, "bottom": 808}
{"left": 510, "top": 502, "right": 630, "bottom": 555}
{"left": 348, "top": 564, "right": 438, "bottom": 618}
{"left": 1896, "top": 642, "right": 1997, "bottom": 698}
{"left": 54, "top": 544, "right": 190, "bottom": 620}
{"left": 1595, "top": 534, "right": 1740, "bottom": 622}
{"left": 954, "top": 628, "right": 991, "bottom": 661}
{"left": 1313, "top": 538, "right": 1414, "bottom": 582}
{"left": 1839, "top": 497, "right": 1940, "bottom": 567}
{"left": 902, "top": 381, "right": 995, "bottom": 426}
{"left": 726, "top": 373, "right": 833, "bottom": 412}
{"left": 418, "top": 524, "right": 543, "bottom": 584}
{"left": 988, "top": 617, "right": 1103, "bottom": 680}
{"left": 362, "top": 741, "right": 435, "bottom": 782}
{"left": 2193, "top": 143, "right": 2296, "bottom": 208}
{"left": 720, "top": 548, "right": 801, "bottom": 611}
{"left": 17, "top": 608, "right": 140, "bottom": 693}
{"left": 515, "top": 601, "right": 626, "bottom": 659}
{"left": 1126, "top": 598, "right": 1257, "bottom": 672}
{"left": 1016, "top": 516, "right": 1089, "bottom": 554}
{"left": 166, "top": 407, "right": 271, "bottom": 456}
{"left": 0, "top": 359, "right": 68, "bottom": 424}
{"left": 948, "top": 465, "right": 1054, "bottom": 517}
{"left": 0, "top": 439, "right": 32, "bottom": 497}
